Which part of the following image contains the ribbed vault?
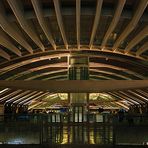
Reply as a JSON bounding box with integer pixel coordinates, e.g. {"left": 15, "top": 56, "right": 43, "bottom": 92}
{"left": 0, "top": 0, "right": 148, "bottom": 111}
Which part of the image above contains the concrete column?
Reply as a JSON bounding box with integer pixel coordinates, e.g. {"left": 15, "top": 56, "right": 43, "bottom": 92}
{"left": 68, "top": 55, "right": 89, "bottom": 122}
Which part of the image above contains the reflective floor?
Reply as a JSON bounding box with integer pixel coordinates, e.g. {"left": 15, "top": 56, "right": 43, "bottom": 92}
{"left": 0, "top": 123, "right": 113, "bottom": 145}
{"left": 43, "top": 125, "right": 113, "bottom": 144}
{"left": 1, "top": 123, "right": 148, "bottom": 145}
{"left": 0, "top": 114, "right": 148, "bottom": 146}
{"left": 0, "top": 123, "right": 40, "bottom": 144}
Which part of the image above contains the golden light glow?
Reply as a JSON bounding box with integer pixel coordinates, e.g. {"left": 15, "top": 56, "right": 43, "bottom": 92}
{"left": 89, "top": 93, "right": 113, "bottom": 100}
{"left": 58, "top": 93, "right": 68, "bottom": 100}
{"left": 61, "top": 127, "right": 68, "bottom": 144}
{"left": 89, "top": 129, "right": 95, "bottom": 144}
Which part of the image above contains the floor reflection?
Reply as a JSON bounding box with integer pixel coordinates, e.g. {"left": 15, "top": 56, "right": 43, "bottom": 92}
{"left": 0, "top": 123, "right": 40, "bottom": 144}
{"left": 0, "top": 122, "right": 148, "bottom": 145}
{"left": 43, "top": 125, "right": 113, "bottom": 144}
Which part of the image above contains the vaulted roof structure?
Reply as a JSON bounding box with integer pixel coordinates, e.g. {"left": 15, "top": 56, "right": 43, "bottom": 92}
{"left": 0, "top": 0, "right": 148, "bottom": 110}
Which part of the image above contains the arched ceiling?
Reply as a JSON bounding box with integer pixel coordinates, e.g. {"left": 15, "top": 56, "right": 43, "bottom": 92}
{"left": 0, "top": 0, "right": 148, "bottom": 110}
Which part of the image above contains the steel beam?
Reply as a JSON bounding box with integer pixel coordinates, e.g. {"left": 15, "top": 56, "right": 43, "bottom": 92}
{"left": 89, "top": 0, "right": 103, "bottom": 49}
{"left": 31, "top": 0, "right": 56, "bottom": 50}
{"left": 76, "top": 0, "right": 81, "bottom": 49}
{"left": 53, "top": 0, "right": 68, "bottom": 49}
{"left": 136, "top": 42, "right": 148, "bottom": 56}
{"left": 0, "top": 2, "right": 33, "bottom": 54}
{"left": 125, "top": 26, "right": 148, "bottom": 54}
{"left": 0, "top": 80, "right": 148, "bottom": 93}
{"left": 0, "top": 30, "right": 21, "bottom": 56}
{"left": 101, "top": 0, "right": 126, "bottom": 48}
{"left": 113, "top": 0, "right": 148, "bottom": 51}
{"left": 0, "top": 49, "right": 10, "bottom": 60}
{"left": 7, "top": 0, "right": 45, "bottom": 51}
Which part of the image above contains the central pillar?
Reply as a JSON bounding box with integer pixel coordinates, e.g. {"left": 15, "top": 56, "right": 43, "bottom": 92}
{"left": 68, "top": 55, "right": 89, "bottom": 122}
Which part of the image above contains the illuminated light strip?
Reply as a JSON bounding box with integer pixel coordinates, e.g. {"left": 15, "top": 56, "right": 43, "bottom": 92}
{"left": 8, "top": 69, "right": 138, "bottom": 80}
{"left": 5, "top": 90, "right": 31, "bottom": 103}
{"left": 109, "top": 102, "right": 121, "bottom": 108}
{"left": 135, "top": 89, "right": 148, "bottom": 98}
{"left": 30, "top": 63, "right": 67, "bottom": 71}
{"left": 48, "top": 95, "right": 59, "bottom": 100}
{"left": 5, "top": 62, "right": 144, "bottom": 80}
{"left": 90, "top": 62, "right": 128, "bottom": 69}
{"left": 43, "top": 75, "right": 67, "bottom": 80}
{"left": 42, "top": 74, "right": 112, "bottom": 80}
{"left": 128, "top": 90, "right": 148, "bottom": 102}
{"left": 100, "top": 94, "right": 115, "bottom": 102}
{"left": 90, "top": 63, "right": 144, "bottom": 79}
{"left": 0, "top": 90, "right": 22, "bottom": 102}
{"left": 12, "top": 91, "right": 37, "bottom": 104}
{"left": 90, "top": 69, "right": 130, "bottom": 80}
{"left": 106, "top": 102, "right": 119, "bottom": 109}
{"left": 119, "top": 91, "right": 144, "bottom": 104}
{"left": 0, "top": 49, "right": 146, "bottom": 75}
{"left": 115, "top": 102, "right": 129, "bottom": 110}
{"left": 0, "top": 88, "right": 9, "bottom": 94}
{"left": 48, "top": 93, "right": 58, "bottom": 98}
{"left": 25, "top": 69, "right": 67, "bottom": 80}
{"left": 119, "top": 100, "right": 131, "bottom": 106}
{"left": 6, "top": 71, "right": 31, "bottom": 80}
{"left": 21, "top": 62, "right": 132, "bottom": 71}
{"left": 25, "top": 92, "right": 49, "bottom": 105}
{"left": 89, "top": 62, "right": 144, "bottom": 79}
{"left": 18, "top": 92, "right": 43, "bottom": 105}
{"left": 91, "top": 55, "right": 146, "bottom": 70}
{"left": 108, "top": 92, "right": 135, "bottom": 105}
{"left": 123, "top": 100, "right": 133, "bottom": 106}
{"left": 90, "top": 75, "right": 112, "bottom": 80}
{"left": 13, "top": 91, "right": 37, "bottom": 103}
{"left": 0, "top": 53, "right": 69, "bottom": 73}
{"left": 6, "top": 64, "right": 67, "bottom": 80}
{"left": 118, "top": 99, "right": 134, "bottom": 106}
{"left": 28, "top": 102, "right": 43, "bottom": 110}
{"left": 7, "top": 62, "right": 144, "bottom": 80}
{"left": 115, "top": 91, "right": 139, "bottom": 104}
{"left": 90, "top": 47, "right": 146, "bottom": 61}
